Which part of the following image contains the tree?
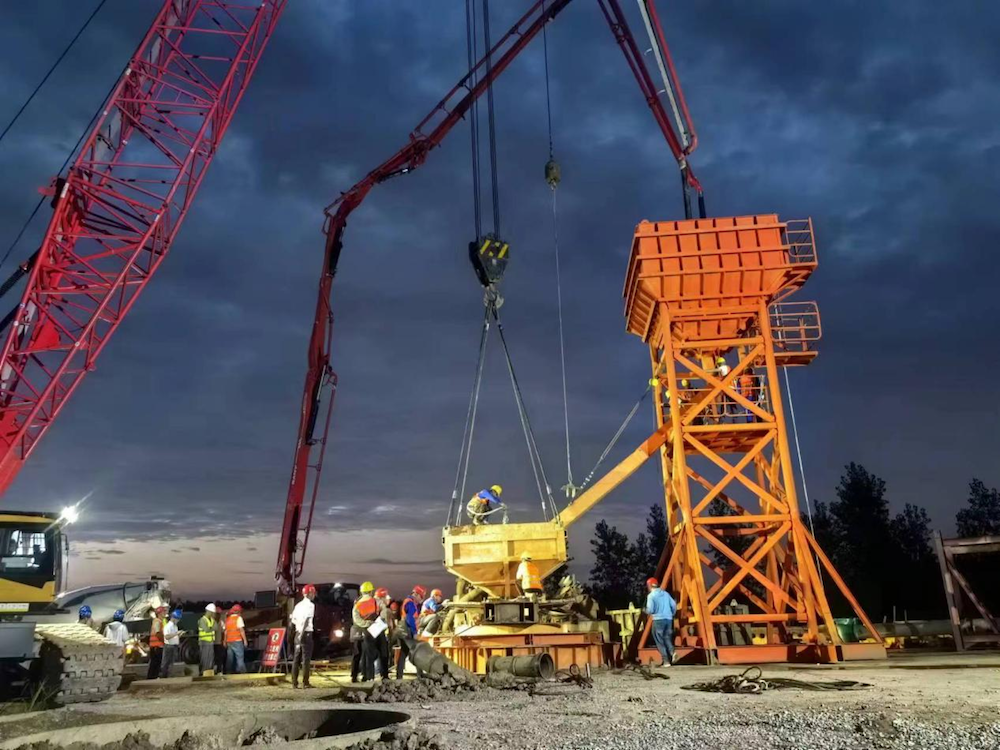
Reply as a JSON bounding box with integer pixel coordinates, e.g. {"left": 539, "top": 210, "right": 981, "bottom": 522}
{"left": 889, "top": 503, "right": 943, "bottom": 619}
{"left": 586, "top": 520, "right": 636, "bottom": 610}
{"left": 956, "top": 479, "right": 1000, "bottom": 537}
{"left": 812, "top": 463, "right": 944, "bottom": 621}
{"left": 645, "top": 504, "right": 667, "bottom": 561}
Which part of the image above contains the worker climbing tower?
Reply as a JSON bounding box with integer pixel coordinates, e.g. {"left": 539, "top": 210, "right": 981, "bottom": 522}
{"left": 624, "top": 214, "right": 885, "bottom": 664}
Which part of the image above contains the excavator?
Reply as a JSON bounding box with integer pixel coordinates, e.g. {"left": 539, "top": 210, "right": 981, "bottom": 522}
{"left": 0, "top": 0, "right": 700, "bottom": 700}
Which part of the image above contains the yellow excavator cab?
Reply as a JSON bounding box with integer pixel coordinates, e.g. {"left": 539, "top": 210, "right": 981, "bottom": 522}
{"left": 0, "top": 511, "right": 63, "bottom": 613}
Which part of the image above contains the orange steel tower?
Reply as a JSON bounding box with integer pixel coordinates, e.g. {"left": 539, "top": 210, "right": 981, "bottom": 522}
{"left": 625, "top": 215, "right": 885, "bottom": 664}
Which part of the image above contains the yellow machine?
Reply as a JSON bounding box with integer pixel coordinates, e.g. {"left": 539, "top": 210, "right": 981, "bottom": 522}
{"left": 442, "top": 427, "right": 670, "bottom": 602}
{"left": 0, "top": 510, "right": 123, "bottom": 704}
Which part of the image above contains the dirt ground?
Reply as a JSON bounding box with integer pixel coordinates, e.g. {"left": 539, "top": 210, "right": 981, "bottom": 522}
{"left": 2, "top": 653, "right": 999, "bottom": 749}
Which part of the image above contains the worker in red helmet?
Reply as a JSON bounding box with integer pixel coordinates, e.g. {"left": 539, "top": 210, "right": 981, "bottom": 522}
{"left": 147, "top": 604, "right": 168, "bottom": 680}
{"left": 396, "top": 585, "right": 426, "bottom": 679}
{"left": 418, "top": 589, "right": 445, "bottom": 634}
{"left": 225, "top": 603, "right": 248, "bottom": 674}
{"left": 290, "top": 584, "right": 317, "bottom": 689}
{"left": 645, "top": 578, "right": 677, "bottom": 667}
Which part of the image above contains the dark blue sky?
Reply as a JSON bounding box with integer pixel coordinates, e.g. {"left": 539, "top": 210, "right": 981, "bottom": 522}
{"left": 0, "top": 1, "right": 997, "bottom": 597}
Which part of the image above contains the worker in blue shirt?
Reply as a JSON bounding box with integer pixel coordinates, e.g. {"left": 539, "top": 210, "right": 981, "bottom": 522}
{"left": 645, "top": 577, "right": 677, "bottom": 667}
{"left": 466, "top": 484, "right": 508, "bottom": 525}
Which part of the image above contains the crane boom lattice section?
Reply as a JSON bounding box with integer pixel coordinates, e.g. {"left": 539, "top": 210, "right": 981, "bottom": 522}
{"left": 0, "top": 0, "right": 287, "bottom": 494}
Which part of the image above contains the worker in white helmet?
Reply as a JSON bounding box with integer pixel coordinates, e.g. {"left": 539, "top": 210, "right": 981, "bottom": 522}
{"left": 198, "top": 604, "right": 218, "bottom": 675}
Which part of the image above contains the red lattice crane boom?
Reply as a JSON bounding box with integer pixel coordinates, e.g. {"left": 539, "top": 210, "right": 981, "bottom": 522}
{"left": 0, "top": 0, "right": 287, "bottom": 494}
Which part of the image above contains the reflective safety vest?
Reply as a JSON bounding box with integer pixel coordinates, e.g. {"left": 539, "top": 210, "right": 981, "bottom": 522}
{"left": 519, "top": 561, "right": 543, "bottom": 591}
{"left": 225, "top": 613, "right": 244, "bottom": 643}
{"left": 198, "top": 615, "right": 215, "bottom": 643}
{"left": 149, "top": 618, "right": 165, "bottom": 648}
{"left": 354, "top": 596, "right": 379, "bottom": 620}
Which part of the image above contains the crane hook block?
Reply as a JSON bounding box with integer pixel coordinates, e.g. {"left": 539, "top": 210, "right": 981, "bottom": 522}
{"left": 544, "top": 158, "right": 561, "bottom": 189}
{"left": 469, "top": 235, "right": 510, "bottom": 288}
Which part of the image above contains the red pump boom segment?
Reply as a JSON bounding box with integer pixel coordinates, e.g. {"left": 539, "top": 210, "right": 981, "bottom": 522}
{"left": 275, "top": 0, "right": 702, "bottom": 592}
{"left": 0, "top": 0, "right": 287, "bottom": 492}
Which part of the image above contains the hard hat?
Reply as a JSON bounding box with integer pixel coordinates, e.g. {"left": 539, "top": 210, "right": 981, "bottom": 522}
{"left": 413, "top": 585, "right": 427, "bottom": 598}
{"left": 431, "top": 589, "right": 443, "bottom": 598}
{"left": 375, "top": 587, "right": 388, "bottom": 599}
{"left": 205, "top": 603, "right": 217, "bottom": 613}
{"left": 648, "top": 377, "right": 660, "bottom": 387}
{"left": 230, "top": 603, "right": 243, "bottom": 613}
{"left": 155, "top": 605, "right": 168, "bottom": 613}
{"left": 716, "top": 356, "right": 726, "bottom": 365}
{"left": 680, "top": 379, "right": 690, "bottom": 388}
{"left": 520, "top": 551, "right": 532, "bottom": 561}
{"left": 302, "top": 584, "right": 317, "bottom": 597}
{"left": 113, "top": 609, "right": 125, "bottom": 622}
{"left": 360, "top": 581, "right": 375, "bottom": 594}
{"left": 646, "top": 577, "right": 660, "bottom": 588}
{"left": 78, "top": 605, "right": 92, "bottom": 619}
{"left": 171, "top": 609, "right": 183, "bottom": 620}
{"left": 490, "top": 484, "right": 503, "bottom": 496}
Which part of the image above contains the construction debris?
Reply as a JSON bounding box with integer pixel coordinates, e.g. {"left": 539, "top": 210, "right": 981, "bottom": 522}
{"left": 343, "top": 727, "right": 448, "bottom": 750}
{"left": 682, "top": 666, "right": 873, "bottom": 694}
{"left": 344, "top": 676, "right": 483, "bottom": 704}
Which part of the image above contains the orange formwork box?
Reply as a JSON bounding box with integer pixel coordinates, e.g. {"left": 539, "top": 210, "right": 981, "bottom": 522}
{"left": 625, "top": 215, "right": 885, "bottom": 665}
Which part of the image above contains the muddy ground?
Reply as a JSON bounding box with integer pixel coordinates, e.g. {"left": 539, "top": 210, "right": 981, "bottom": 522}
{"left": 1, "top": 653, "right": 999, "bottom": 749}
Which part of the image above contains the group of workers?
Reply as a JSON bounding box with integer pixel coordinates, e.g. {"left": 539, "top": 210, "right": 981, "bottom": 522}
{"left": 148, "top": 601, "right": 249, "bottom": 679}
{"left": 655, "top": 354, "right": 767, "bottom": 425}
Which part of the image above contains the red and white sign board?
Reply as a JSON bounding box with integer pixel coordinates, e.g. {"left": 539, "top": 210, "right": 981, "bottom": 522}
{"left": 261, "top": 627, "right": 286, "bottom": 669}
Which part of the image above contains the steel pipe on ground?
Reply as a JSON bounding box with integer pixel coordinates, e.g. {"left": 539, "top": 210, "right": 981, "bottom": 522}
{"left": 486, "top": 653, "right": 555, "bottom": 680}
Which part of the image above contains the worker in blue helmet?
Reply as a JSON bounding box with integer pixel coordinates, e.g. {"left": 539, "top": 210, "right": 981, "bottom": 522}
{"left": 160, "top": 608, "right": 184, "bottom": 678}
{"left": 78, "top": 605, "right": 98, "bottom": 632}
{"left": 103, "top": 609, "right": 129, "bottom": 653}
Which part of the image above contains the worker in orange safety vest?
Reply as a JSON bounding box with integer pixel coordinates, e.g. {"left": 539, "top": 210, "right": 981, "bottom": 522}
{"left": 224, "top": 603, "right": 248, "bottom": 674}
{"left": 147, "top": 605, "right": 167, "bottom": 680}
{"left": 516, "top": 551, "right": 543, "bottom": 600}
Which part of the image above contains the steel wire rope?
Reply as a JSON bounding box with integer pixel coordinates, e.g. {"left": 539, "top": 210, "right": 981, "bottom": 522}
{"left": 573, "top": 384, "right": 652, "bottom": 494}
{"left": 448, "top": 306, "right": 493, "bottom": 527}
{"left": 783, "top": 367, "right": 825, "bottom": 584}
{"left": 541, "top": 0, "right": 576, "bottom": 497}
{"left": 482, "top": 0, "right": 501, "bottom": 235}
{"left": 0, "top": 0, "right": 109, "bottom": 147}
{"left": 491, "top": 305, "right": 559, "bottom": 520}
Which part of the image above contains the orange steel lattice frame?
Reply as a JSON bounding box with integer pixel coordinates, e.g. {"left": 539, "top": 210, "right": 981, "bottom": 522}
{"left": 624, "top": 215, "right": 884, "bottom": 664}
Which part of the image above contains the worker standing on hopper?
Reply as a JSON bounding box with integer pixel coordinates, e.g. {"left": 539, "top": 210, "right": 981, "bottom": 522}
{"left": 160, "top": 609, "right": 183, "bottom": 678}
{"left": 147, "top": 604, "right": 167, "bottom": 680}
{"left": 197, "top": 604, "right": 218, "bottom": 675}
{"left": 645, "top": 578, "right": 677, "bottom": 667}
{"left": 225, "top": 603, "right": 248, "bottom": 674}
{"left": 467, "top": 485, "right": 507, "bottom": 525}
{"left": 103, "top": 609, "right": 129, "bottom": 656}
{"left": 351, "top": 581, "right": 379, "bottom": 682}
{"left": 396, "top": 585, "right": 425, "bottom": 679}
{"left": 516, "top": 552, "right": 543, "bottom": 601}
{"left": 290, "top": 584, "right": 317, "bottom": 689}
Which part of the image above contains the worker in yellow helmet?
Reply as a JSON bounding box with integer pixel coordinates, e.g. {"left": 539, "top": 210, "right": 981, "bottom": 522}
{"left": 516, "top": 551, "right": 543, "bottom": 601}
{"left": 466, "top": 484, "right": 508, "bottom": 525}
{"left": 351, "top": 581, "right": 378, "bottom": 682}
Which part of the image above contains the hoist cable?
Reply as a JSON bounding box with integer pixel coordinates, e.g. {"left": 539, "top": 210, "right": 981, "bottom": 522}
{"left": 482, "top": 0, "right": 501, "bottom": 235}
{"left": 541, "top": 0, "right": 554, "bottom": 159}
{"left": 551, "top": 188, "right": 575, "bottom": 494}
{"left": 1, "top": 55, "right": 124, "bottom": 276}
{"left": 783, "top": 367, "right": 824, "bottom": 585}
{"left": 492, "top": 306, "right": 559, "bottom": 520}
{"left": 448, "top": 306, "right": 492, "bottom": 526}
{"left": 574, "top": 385, "right": 651, "bottom": 493}
{"left": 0, "top": 0, "right": 109, "bottom": 148}
{"left": 464, "top": 0, "right": 483, "bottom": 241}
